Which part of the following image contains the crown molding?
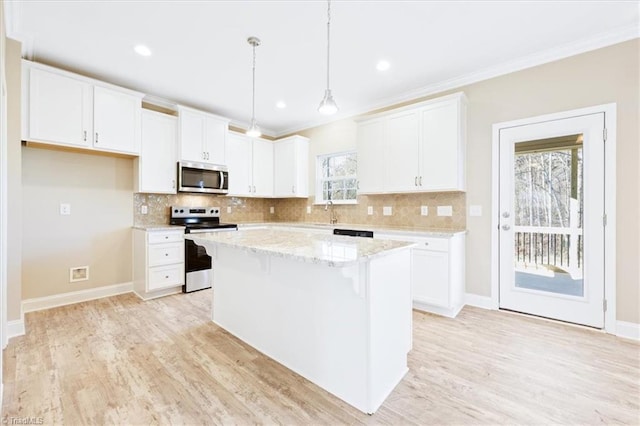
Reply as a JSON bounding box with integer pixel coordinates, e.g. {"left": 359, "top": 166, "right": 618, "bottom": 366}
{"left": 273, "top": 23, "right": 639, "bottom": 138}
{"left": 4, "top": 0, "right": 35, "bottom": 60}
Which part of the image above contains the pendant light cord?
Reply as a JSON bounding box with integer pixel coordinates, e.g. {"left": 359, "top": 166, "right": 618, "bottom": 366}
{"left": 251, "top": 42, "right": 257, "bottom": 121}
{"left": 326, "top": 0, "right": 331, "bottom": 91}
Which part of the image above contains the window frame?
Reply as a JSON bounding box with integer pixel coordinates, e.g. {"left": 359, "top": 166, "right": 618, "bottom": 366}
{"left": 315, "top": 150, "right": 358, "bottom": 205}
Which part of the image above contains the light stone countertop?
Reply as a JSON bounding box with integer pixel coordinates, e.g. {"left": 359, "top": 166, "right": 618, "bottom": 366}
{"left": 132, "top": 225, "right": 185, "bottom": 231}
{"left": 186, "top": 228, "right": 415, "bottom": 267}
{"left": 236, "top": 222, "right": 465, "bottom": 238}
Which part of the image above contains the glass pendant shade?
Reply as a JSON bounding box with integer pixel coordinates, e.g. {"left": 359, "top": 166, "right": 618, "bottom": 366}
{"left": 318, "top": 89, "right": 338, "bottom": 115}
{"left": 246, "top": 119, "right": 261, "bottom": 138}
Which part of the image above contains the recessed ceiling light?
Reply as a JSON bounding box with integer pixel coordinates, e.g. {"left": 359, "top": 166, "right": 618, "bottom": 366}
{"left": 134, "top": 44, "right": 152, "bottom": 57}
{"left": 276, "top": 101, "right": 287, "bottom": 109}
{"left": 376, "top": 60, "right": 390, "bottom": 71}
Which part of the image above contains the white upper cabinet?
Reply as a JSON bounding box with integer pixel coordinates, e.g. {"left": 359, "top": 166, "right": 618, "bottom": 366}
{"left": 273, "top": 135, "right": 309, "bottom": 198}
{"left": 252, "top": 138, "right": 274, "bottom": 197}
{"left": 177, "top": 106, "right": 229, "bottom": 165}
{"left": 385, "top": 109, "right": 421, "bottom": 193}
{"left": 356, "top": 92, "right": 467, "bottom": 193}
{"left": 27, "top": 67, "right": 93, "bottom": 148}
{"left": 420, "top": 100, "right": 465, "bottom": 191}
{"left": 135, "top": 110, "right": 177, "bottom": 194}
{"left": 22, "top": 60, "right": 144, "bottom": 155}
{"left": 225, "top": 132, "right": 273, "bottom": 198}
{"left": 93, "top": 86, "right": 141, "bottom": 155}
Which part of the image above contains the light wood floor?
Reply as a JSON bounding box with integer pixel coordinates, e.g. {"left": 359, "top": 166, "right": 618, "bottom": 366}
{"left": 3, "top": 290, "right": 639, "bottom": 425}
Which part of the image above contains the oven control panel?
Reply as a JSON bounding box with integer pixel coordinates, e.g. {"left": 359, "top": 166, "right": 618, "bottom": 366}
{"left": 171, "top": 206, "right": 220, "bottom": 218}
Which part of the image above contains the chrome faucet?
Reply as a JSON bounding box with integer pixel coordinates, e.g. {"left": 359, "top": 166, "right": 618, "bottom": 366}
{"left": 325, "top": 200, "right": 338, "bottom": 224}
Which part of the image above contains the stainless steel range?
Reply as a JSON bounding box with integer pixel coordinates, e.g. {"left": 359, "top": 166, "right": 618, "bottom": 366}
{"left": 169, "top": 206, "right": 237, "bottom": 293}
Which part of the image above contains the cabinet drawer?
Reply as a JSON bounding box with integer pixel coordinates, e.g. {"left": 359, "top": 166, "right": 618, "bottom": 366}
{"left": 414, "top": 238, "right": 449, "bottom": 252}
{"left": 148, "top": 231, "right": 183, "bottom": 244}
{"left": 148, "top": 242, "right": 184, "bottom": 266}
{"left": 148, "top": 264, "right": 184, "bottom": 291}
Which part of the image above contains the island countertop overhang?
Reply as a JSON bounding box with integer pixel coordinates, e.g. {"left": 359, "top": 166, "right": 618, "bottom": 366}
{"left": 185, "top": 228, "right": 415, "bottom": 267}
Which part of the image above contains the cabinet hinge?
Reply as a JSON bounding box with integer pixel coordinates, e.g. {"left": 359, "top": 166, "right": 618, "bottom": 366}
{"left": 603, "top": 299, "right": 608, "bottom": 312}
{"left": 603, "top": 214, "right": 607, "bottom": 227}
{"left": 603, "top": 128, "right": 607, "bottom": 142}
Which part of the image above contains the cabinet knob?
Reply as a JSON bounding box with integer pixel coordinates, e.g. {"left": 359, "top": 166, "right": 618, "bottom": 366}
{"left": 248, "top": 185, "right": 252, "bottom": 192}
{"left": 419, "top": 176, "right": 423, "bottom": 186}
{"left": 165, "top": 253, "right": 169, "bottom": 256}
{"left": 253, "top": 185, "right": 256, "bottom": 193}
{"left": 83, "top": 130, "right": 87, "bottom": 142}
{"left": 165, "top": 275, "right": 169, "bottom": 279}
{"left": 425, "top": 242, "right": 429, "bottom": 246}
{"left": 95, "top": 132, "right": 99, "bottom": 144}
{"left": 414, "top": 177, "right": 418, "bottom": 186}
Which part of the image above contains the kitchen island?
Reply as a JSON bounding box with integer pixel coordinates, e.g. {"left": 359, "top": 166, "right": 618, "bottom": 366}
{"left": 186, "top": 228, "right": 415, "bottom": 414}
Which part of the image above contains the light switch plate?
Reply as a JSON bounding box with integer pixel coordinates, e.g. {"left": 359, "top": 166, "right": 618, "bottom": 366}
{"left": 437, "top": 205, "right": 453, "bottom": 216}
{"left": 383, "top": 206, "right": 392, "bottom": 216}
{"left": 469, "top": 205, "right": 482, "bottom": 217}
{"left": 60, "top": 203, "right": 71, "bottom": 215}
{"left": 141, "top": 205, "right": 148, "bottom": 215}
{"left": 420, "top": 206, "right": 429, "bottom": 216}
{"left": 270, "top": 206, "right": 275, "bottom": 214}
{"left": 306, "top": 206, "right": 311, "bottom": 214}
{"left": 227, "top": 206, "right": 232, "bottom": 214}
{"left": 367, "top": 206, "right": 373, "bottom": 215}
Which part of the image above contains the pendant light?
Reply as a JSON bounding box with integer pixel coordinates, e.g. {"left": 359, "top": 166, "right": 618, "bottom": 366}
{"left": 246, "top": 36, "right": 262, "bottom": 137}
{"left": 318, "top": 0, "right": 338, "bottom": 115}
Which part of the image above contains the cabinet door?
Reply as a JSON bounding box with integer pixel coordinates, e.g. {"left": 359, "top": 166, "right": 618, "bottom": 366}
{"left": 204, "top": 115, "right": 227, "bottom": 165}
{"left": 252, "top": 139, "right": 274, "bottom": 197}
{"left": 225, "top": 133, "right": 252, "bottom": 196}
{"left": 273, "top": 140, "right": 296, "bottom": 197}
{"left": 179, "top": 109, "right": 205, "bottom": 162}
{"left": 385, "top": 110, "right": 420, "bottom": 192}
{"left": 357, "top": 118, "right": 386, "bottom": 193}
{"left": 28, "top": 67, "right": 92, "bottom": 147}
{"left": 411, "top": 247, "right": 450, "bottom": 308}
{"left": 420, "top": 101, "right": 460, "bottom": 190}
{"left": 138, "top": 110, "right": 177, "bottom": 193}
{"left": 93, "top": 86, "right": 141, "bottom": 154}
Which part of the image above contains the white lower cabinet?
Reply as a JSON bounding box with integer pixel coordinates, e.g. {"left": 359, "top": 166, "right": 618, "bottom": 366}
{"left": 377, "top": 232, "right": 465, "bottom": 318}
{"left": 133, "top": 229, "right": 185, "bottom": 300}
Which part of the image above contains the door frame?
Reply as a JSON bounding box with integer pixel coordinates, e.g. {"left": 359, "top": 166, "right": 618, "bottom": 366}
{"left": 491, "top": 104, "right": 617, "bottom": 334}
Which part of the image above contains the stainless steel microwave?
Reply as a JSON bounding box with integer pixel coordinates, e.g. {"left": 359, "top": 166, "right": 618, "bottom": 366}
{"left": 177, "top": 161, "right": 229, "bottom": 194}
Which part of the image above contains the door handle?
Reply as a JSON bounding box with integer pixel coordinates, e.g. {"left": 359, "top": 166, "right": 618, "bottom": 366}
{"left": 501, "top": 224, "right": 511, "bottom": 231}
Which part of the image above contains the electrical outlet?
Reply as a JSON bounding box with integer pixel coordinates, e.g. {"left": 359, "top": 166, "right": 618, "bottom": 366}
{"left": 367, "top": 206, "right": 373, "bottom": 215}
{"left": 227, "top": 206, "right": 232, "bottom": 214}
{"left": 270, "top": 206, "right": 275, "bottom": 214}
{"left": 383, "top": 206, "right": 392, "bottom": 216}
{"left": 469, "top": 205, "right": 482, "bottom": 217}
{"left": 306, "top": 206, "right": 311, "bottom": 214}
{"left": 421, "top": 206, "right": 429, "bottom": 216}
{"left": 437, "top": 205, "right": 453, "bottom": 216}
{"left": 141, "top": 205, "right": 148, "bottom": 215}
{"left": 59, "top": 203, "right": 71, "bottom": 215}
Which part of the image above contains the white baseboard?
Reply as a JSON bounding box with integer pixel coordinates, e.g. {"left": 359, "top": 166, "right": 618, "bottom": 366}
{"left": 22, "top": 282, "right": 133, "bottom": 314}
{"left": 616, "top": 321, "right": 640, "bottom": 341}
{"left": 7, "top": 318, "right": 25, "bottom": 339}
{"left": 464, "top": 293, "right": 494, "bottom": 310}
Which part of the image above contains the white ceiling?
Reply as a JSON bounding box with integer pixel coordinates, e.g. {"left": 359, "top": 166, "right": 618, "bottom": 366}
{"left": 5, "top": 1, "right": 639, "bottom": 137}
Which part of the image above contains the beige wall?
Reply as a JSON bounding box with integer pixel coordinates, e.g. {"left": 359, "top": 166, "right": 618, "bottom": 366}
{"left": 296, "top": 40, "right": 640, "bottom": 324}
{"left": 6, "top": 37, "right": 21, "bottom": 320}
{"left": 21, "top": 147, "right": 134, "bottom": 299}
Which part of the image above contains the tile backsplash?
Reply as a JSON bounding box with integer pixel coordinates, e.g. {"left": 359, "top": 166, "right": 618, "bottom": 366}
{"left": 133, "top": 193, "right": 270, "bottom": 226}
{"left": 273, "top": 192, "right": 466, "bottom": 230}
{"left": 134, "top": 192, "right": 466, "bottom": 231}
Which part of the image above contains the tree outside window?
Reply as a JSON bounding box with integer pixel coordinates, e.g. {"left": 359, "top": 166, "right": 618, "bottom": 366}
{"left": 316, "top": 151, "right": 357, "bottom": 204}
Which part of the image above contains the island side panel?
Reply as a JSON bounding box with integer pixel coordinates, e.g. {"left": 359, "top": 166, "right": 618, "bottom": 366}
{"left": 211, "top": 245, "right": 370, "bottom": 412}
{"left": 366, "top": 248, "right": 412, "bottom": 413}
